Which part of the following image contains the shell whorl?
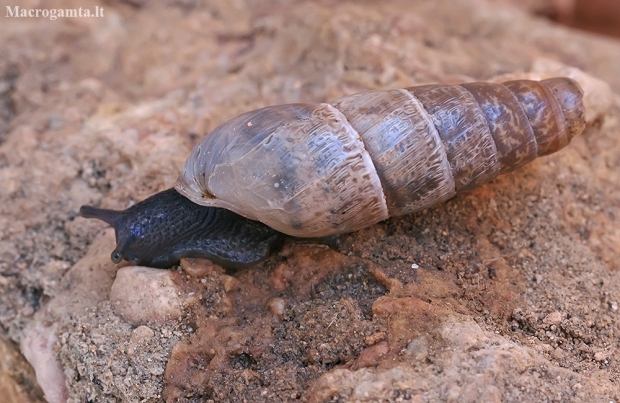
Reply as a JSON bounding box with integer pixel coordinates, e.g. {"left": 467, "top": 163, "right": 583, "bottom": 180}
{"left": 176, "top": 78, "right": 586, "bottom": 237}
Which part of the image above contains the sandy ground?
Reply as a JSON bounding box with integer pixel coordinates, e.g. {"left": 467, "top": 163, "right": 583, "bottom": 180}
{"left": 1, "top": 0, "right": 620, "bottom": 402}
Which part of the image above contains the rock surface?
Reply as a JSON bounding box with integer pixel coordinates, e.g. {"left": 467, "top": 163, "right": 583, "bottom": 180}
{"left": 0, "top": 0, "right": 619, "bottom": 402}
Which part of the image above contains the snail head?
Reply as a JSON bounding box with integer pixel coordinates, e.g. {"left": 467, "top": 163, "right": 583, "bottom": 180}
{"left": 79, "top": 189, "right": 191, "bottom": 268}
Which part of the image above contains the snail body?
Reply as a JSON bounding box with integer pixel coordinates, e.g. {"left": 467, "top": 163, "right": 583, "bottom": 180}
{"left": 79, "top": 189, "right": 283, "bottom": 268}
{"left": 81, "top": 77, "right": 586, "bottom": 268}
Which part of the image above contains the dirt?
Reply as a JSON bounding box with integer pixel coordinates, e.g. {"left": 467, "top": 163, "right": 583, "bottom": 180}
{"left": 1, "top": 0, "right": 620, "bottom": 402}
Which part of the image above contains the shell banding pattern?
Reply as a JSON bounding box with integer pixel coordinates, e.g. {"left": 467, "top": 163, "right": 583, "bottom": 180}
{"left": 175, "top": 78, "right": 586, "bottom": 237}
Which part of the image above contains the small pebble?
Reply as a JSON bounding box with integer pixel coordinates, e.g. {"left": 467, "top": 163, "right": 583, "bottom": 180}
{"left": 222, "top": 275, "right": 241, "bottom": 293}
{"left": 594, "top": 351, "right": 608, "bottom": 362}
{"left": 267, "top": 298, "right": 286, "bottom": 318}
{"left": 180, "top": 258, "right": 218, "bottom": 277}
{"left": 130, "top": 325, "right": 155, "bottom": 344}
{"left": 543, "top": 311, "right": 564, "bottom": 326}
{"left": 110, "top": 267, "right": 183, "bottom": 326}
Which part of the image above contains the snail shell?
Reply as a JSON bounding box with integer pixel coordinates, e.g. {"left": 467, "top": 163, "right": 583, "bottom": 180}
{"left": 175, "top": 78, "right": 585, "bottom": 237}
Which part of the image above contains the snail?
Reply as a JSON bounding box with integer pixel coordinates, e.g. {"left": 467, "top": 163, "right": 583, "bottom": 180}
{"left": 80, "top": 77, "right": 586, "bottom": 268}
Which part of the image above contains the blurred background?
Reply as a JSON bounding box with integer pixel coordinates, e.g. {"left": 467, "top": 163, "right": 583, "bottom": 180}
{"left": 510, "top": 0, "right": 620, "bottom": 37}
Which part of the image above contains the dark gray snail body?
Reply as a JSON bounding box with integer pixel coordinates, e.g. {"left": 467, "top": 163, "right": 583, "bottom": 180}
{"left": 80, "top": 77, "right": 586, "bottom": 268}
{"left": 79, "top": 189, "right": 284, "bottom": 269}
